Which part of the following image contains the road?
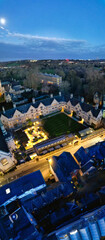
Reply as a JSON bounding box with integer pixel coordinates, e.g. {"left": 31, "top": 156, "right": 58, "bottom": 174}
{"left": 0, "top": 135, "right": 103, "bottom": 187}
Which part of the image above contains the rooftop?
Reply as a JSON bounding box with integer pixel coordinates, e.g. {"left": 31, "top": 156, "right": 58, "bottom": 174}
{"left": 0, "top": 95, "right": 102, "bottom": 119}
{"left": 0, "top": 170, "right": 46, "bottom": 205}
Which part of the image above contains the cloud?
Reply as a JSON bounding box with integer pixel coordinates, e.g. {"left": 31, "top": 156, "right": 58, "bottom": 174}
{"left": 7, "top": 31, "right": 86, "bottom": 43}
{"left": 0, "top": 28, "right": 105, "bottom": 61}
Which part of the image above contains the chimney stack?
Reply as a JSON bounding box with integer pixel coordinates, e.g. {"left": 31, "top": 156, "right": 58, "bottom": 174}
{"left": 70, "top": 93, "right": 73, "bottom": 99}
{"left": 2, "top": 106, "right": 5, "bottom": 114}
{"left": 13, "top": 103, "right": 16, "bottom": 108}
{"left": 95, "top": 103, "right": 99, "bottom": 110}
{"left": 32, "top": 98, "right": 35, "bottom": 104}
{"left": 81, "top": 97, "right": 84, "bottom": 103}
{"left": 50, "top": 93, "right": 53, "bottom": 98}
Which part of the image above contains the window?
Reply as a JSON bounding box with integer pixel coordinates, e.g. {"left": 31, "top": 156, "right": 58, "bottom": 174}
{"left": 1, "top": 158, "right": 8, "bottom": 166}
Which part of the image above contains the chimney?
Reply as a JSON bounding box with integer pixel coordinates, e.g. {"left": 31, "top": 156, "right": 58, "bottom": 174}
{"left": 70, "top": 93, "right": 73, "bottom": 99}
{"left": 59, "top": 92, "right": 61, "bottom": 97}
{"left": 95, "top": 103, "right": 99, "bottom": 110}
{"left": 13, "top": 103, "right": 16, "bottom": 108}
{"left": 50, "top": 93, "right": 53, "bottom": 98}
{"left": 2, "top": 106, "right": 5, "bottom": 114}
{"left": 81, "top": 97, "right": 84, "bottom": 103}
{"left": 32, "top": 98, "right": 35, "bottom": 104}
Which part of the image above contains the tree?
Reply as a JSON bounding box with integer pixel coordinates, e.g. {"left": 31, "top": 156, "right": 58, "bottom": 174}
{"left": 60, "top": 81, "right": 70, "bottom": 94}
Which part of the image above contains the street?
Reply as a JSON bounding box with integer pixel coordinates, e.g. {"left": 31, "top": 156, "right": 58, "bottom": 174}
{"left": 0, "top": 135, "right": 103, "bottom": 187}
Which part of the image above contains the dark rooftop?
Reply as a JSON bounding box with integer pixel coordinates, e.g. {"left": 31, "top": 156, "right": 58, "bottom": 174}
{"left": 51, "top": 152, "right": 79, "bottom": 182}
{"left": 0, "top": 170, "right": 46, "bottom": 205}
{"left": 0, "top": 128, "right": 9, "bottom": 153}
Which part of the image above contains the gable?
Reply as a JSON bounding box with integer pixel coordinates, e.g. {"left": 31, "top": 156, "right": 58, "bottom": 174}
{"left": 87, "top": 110, "right": 93, "bottom": 117}
{"left": 75, "top": 103, "right": 82, "bottom": 111}
{"left": 1, "top": 114, "right": 8, "bottom": 121}
{"left": 13, "top": 109, "right": 23, "bottom": 118}
{"left": 38, "top": 102, "right": 45, "bottom": 109}
{"left": 27, "top": 105, "right": 36, "bottom": 113}
{"left": 97, "top": 110, "right": 103, "bottom": 119}
{"left": 51, "top": 99, "right": 59, "bottom": 106}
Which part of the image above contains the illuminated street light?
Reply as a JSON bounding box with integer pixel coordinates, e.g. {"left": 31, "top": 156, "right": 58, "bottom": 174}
{"left": 48, "top": 159, "right": 52, "bottom": 164}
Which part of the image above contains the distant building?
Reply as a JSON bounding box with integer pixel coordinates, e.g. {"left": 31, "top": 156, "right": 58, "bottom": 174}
{"left": 39, "top": 72, "right": 62, "bottom": 86}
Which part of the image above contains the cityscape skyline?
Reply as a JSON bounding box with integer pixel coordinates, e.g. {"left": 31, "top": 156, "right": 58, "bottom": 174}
{"left": 1, "top": 0, "right": 105, "bottom": 61}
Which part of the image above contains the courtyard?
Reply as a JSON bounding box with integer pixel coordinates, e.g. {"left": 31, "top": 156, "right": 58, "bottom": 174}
{"left": 14, "top": 121, "right": 48, "bottom": 150}
{"left": 43, "top": 113, "right": 86, "bottom": 138}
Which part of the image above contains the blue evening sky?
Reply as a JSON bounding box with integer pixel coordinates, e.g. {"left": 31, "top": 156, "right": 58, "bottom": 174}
{"left": 0, "top": 0, "right": 105, "bottom": 61}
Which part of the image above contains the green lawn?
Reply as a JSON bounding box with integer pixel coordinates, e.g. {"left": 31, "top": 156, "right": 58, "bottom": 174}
{"left": 43, "top": 113, "right": 85, "bottom": 138}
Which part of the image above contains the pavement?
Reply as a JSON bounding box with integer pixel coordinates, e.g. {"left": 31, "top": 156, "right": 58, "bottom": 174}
{"left": 0, "top": 135, "right": 103, "bottom": 187}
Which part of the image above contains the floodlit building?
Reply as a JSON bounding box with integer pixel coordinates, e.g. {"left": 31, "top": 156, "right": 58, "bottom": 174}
{"left": 0, "top": 94, "right": 103, "bottom": 129}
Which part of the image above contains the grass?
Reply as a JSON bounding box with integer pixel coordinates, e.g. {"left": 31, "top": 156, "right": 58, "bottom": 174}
{"left": 43, "top": 113, "right": 85, "bottom": 138}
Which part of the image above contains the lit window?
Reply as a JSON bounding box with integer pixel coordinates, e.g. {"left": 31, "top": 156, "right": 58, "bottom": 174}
{"left": 1, "top": 158, "right": 8, "bottom": 166}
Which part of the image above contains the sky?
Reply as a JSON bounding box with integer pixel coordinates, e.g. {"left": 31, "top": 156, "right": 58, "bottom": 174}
{"left": 0, "top": 0, "right": 105, "bottom": 61}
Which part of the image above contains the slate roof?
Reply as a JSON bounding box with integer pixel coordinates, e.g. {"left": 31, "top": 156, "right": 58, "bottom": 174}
{"left": 51, "top": 152, "right": 79, "bottom": 182}
{"left": 70, "top": 97, "right": 79, "bottom": 106}
{"left": 88, "top": 141, "right": 105, "bottom": 160}
{"left": 81, "top": 160, "right": 94, "bottom": 173}
{"left": 0, "top": 129, "right": 9, "bottom": 153}
{"left": 0, "top": 170, "right": 46, "bottom": 205}
{"left": 74, "top": 147, "right": 90, "bottom": 166}
{"left": 1, "top": 95, "right": 64, "bottom": 119}
{"left": 35, "top": 134, "right": 74, "bottom": 150}
{"left": 1, "top": 94, "right": 101, "bottom": 119}
{"left": 70, "top": 97, "right": 101, "bottom": 117}
{"left": 75, "top": 141, "right": 105, "bottom": 169}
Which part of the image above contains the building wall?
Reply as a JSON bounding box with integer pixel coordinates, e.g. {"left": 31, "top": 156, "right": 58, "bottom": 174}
{"left": 0, "top": 151, "right": 16, "bottom": 174}
{"left": 0, "top": 98, "right": 102, "bottom": 129}
{"left": 66, "top": 101, "right": 102, "bottom": 126}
